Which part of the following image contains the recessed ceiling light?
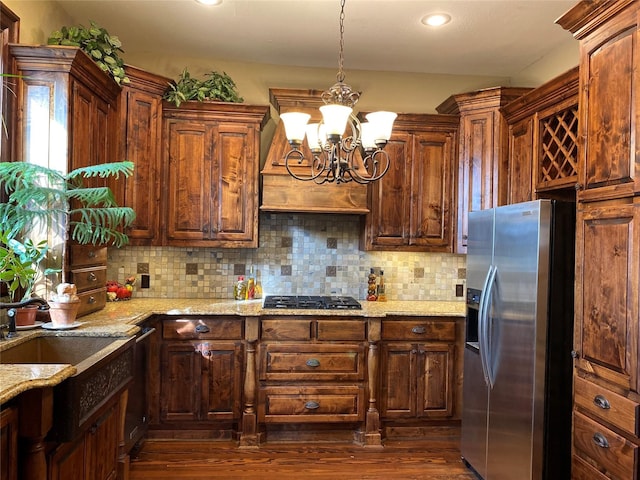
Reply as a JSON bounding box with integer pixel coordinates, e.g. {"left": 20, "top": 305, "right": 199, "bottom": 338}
{"left": 196, "top": 0, "right": 222, "bottom": 5}
{"left": 421, "top": 13, "right": 451, "bottom": 27}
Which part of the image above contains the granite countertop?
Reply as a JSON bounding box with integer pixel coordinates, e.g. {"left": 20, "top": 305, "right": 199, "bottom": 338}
{"left": 0, "top": 298, "right": 465, "bottom": 404}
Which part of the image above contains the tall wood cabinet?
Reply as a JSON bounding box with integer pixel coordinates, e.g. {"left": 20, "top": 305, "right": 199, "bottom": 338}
{"left": 162, "top": 102, "right": 269, "bottom": 248}
{"left": 501, "top": 67, "right": 580, "bottom": 205}
{"left": 117, "top": 65, "right": 171, "bottom": 246}
{"left": 558, "top": 2, "right": 640, "bottom": 478}
{"left": 437, "top": 87, "right": 531, "bottom": 253}
{"left": 10, "top": 45, "right": 120, "bottom": 315}
{"left": 360, "top": 113, "right": 459, "bottom": 252}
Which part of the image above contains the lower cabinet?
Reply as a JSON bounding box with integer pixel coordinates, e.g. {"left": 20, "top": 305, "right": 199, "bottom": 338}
{"left": 379, "top": 318, "right": 459, "bottom": 422}
{"left": 49, "top": 401, "right": 120, "bottom": 480}
{"left": 156, "top": 317, "right": 244, "bottom": 434}
{"left": 0, "top": 407, "right": 18, "bottom": 480}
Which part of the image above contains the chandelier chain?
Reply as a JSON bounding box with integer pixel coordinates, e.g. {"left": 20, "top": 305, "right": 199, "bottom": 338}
{"left": 337, "top": 0, "right": 346, "bottom": 83}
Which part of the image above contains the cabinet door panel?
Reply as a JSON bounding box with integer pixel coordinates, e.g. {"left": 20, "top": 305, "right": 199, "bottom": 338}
{"left": 368, "top": 132, "right": 412, "bottom": 247}
{"left": 160, "top": 342, "right": 202, "bottom": 422}
{"left": 214, "top": 124, "right": 256, "bottom": 241}
{"left": 165, "top": 121, "right": 213, "bottom": 241}
{"left": 418, "top": 344, "right": 454, "bottom": 418}
{"left": 85, "top": 403, "right": 119, "bottom": 480}
{"left": 507, "top": 117, "right": 534, "bottom": 204}
{"left": 123, "top": 89, "right": 161, "bottom": 243}
{"left": 410, "top": 132, "right": 453, "bottom": 250}
{"left": 575, "top": 200, "right": 639, "bottom": 391}
{"left": 580, "top": 11, "right": 640, "bottom": 200}
{"left": 0, "top": 408, "right": 17, "bottom": 480}
{"left": 380, "top": 343, "right": 415, "bottom": 417}
{"left": 202, "top": 342, "right": 243, "bottom": 421}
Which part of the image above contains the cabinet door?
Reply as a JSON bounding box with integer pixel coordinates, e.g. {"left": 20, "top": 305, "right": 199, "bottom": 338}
{"left": 84, "top": 403, "right": 119, "bottom": 480}
{"left": 0, "top": 407, "right": 17, "bottom": 480}
{"left": 380, "top": 342, "right": 415, "bottom": 418}
{"left": 165, "top": 120, "right": 215, "bottom": 242}
{"left": 575, "top": 200, "right": 639, "bottom": 392}
{"left": 409, "top": 131, "right": 454, "bottom": 251}
{"left": 160, "top": 342, "right": 203, "bottom": 422}
{"left": 122, "top": 88, "right": 162, "bottom": 244}
{"left": 506, "top": 116, "right": 534, "bottom": 204}
{"left": 578, "top": 6, "right": 640, "bottom": 201}
{"left": 366, "top": 132, "right": 412, "bottom": 248}
{"left": 211, "top": 123, "right": 258, "bottom": 245}
{"left": 202, "top": 341, "right": 243, "bottom": 421}
{"left": 49, "top": 437, "right": 86, "bottom": 480}
{"left": 417, "top": 343, "right": 454, "bottom": 418}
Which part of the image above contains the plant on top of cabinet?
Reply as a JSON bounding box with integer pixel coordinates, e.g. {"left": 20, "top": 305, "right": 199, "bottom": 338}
{"left": 163, "top": 68, "right": 244, "bottom": 107}
{"left": 47, "top": 21, "right": 129, "bottom": 85}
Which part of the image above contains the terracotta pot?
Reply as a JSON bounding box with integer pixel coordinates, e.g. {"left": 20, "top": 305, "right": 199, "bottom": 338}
{"left": 48, "top": 300, "right": 81, "bottom": 327}
{"left": 15, "top": 305, "right": 39, "bottom": 326}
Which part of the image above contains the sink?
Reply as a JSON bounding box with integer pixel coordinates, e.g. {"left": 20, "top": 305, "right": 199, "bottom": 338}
{"left": 0, "top": 336, "right": 127, "bottom": 372}
{"left": 0, "top": 335, "right": 135, "bottom": 441}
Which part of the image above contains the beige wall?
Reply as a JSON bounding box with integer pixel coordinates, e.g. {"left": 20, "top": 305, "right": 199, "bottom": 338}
{"left": 5, "top": 0, "right": 578, "bottom": 115}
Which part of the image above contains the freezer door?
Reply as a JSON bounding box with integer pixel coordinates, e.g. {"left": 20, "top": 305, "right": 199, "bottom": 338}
{"left": 486, "top": 200, "right": 550, "bottom": 480}
{"left": 461, "top": 345, "right": 489, "bottom": 479}
{"left": 467, "top": 208, "right": 494, "bottom": 291}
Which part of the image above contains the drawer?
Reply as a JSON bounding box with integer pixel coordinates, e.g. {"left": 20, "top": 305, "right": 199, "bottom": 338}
{"left": 317, "top": 319, "right": 366, "bottom": 341}
{"left": 261, "top": 319, "right": 312, "bottom": 340}
{"left": 381, "top": 319, "right": 456, "bottom": 342}
{"left": 69, "top": 244, "right": 107, "bottom": 268}
{"left": 76, "top": 287, "right": 107, "bottom": 317}
{"left": 259, "top": 385, "right": 364, "bottom": 423}
{"left": 69, "top": 266, "right": 107, "bottom": 292}
{"left": 260, "top": 344, "right": 365, "bottom": 381}
{"left": 575, "top": 376, "right": 639, "bottom": 437}
{"left": 163, "top": 318, "right": 243, "bottom": 340}
{"left": 573, "top": 411, "right": 638, "bottom": 480}
{"left": 571, "top": 455, "right": 610, "bottom": 480}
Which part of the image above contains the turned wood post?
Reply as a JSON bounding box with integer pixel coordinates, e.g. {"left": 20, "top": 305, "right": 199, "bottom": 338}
{"left": 239, "top": 316, "right": 260, "bottom": 447}
{"left": 364, "top": 318, "right": 382, "bottom": 447}
{"left": 18, "top": 387, "right": 54, "bottom": 480}
{"left": 117, "top": 389, "right": 130, "bottom": 480}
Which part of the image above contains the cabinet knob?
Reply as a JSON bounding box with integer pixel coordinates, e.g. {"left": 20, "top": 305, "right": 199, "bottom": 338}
{"left": 195, "top": 324, "right": 210, "bottom": 334}
{"left": 592, "top": 432, "right": 609, "bottom": 449}
{"left": 304, "top": 401, "right": 320, "bottom": 410}
{"left": 570, "top": 350, "right": 579, "bottom": 359}
{"left": 305, "top": 358, "right": 320, "bottom": 368}
{"left": 593, "top": 394, "right": 611, "bottom": 410}
{"left": 88, "top": 250, "right": 96, "bottom": 258}
{"left": 88, "top": 296, "right": 96, "bottom": 304}
{"left": 574, "top": 182, "right": 583, "bottom": 191}
{"left": 88, "top": 272, "right": 97, "bottom": 282}
{"left": 411, "top": 326, "right": 426, "bottom": 335}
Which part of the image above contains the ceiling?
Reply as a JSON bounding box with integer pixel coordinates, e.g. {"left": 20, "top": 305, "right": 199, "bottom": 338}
{"left": 54, "top": 0, "right": 578, "bottom": 78}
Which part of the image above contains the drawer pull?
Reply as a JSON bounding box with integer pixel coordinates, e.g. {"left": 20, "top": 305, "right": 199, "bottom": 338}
{"left": 411, "top": 326, "right": 426, "bottom": 335}
{"left": 195, "top": 324, "right": 210, "bottom": 334}
{"left": 304, "top": 401, "right": 320, "bottom": 410}
{"left": 88, "top": 250, "right": 96, "bottom": 258}
{"left": 88, "top": 296, "right": 96, "bottom": 304}
{"left": 592, "top": 432, "right": 609, "bottom": 449}
{"left": 305, "top": 358, "right": 320, "bottom": 368}
{"left": 88, "top": 272, "right": 97, "bottom": 282}
{"left": 593, "top": 394, "right": 611, "bottom": 410}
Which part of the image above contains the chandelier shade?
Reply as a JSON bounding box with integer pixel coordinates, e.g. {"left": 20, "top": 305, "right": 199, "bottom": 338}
{"left": 281, "top": 0, "right": 396, "bottom": 185}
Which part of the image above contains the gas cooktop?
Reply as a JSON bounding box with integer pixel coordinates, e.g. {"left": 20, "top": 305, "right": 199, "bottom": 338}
{"left": 263, "top": 295, "right": 362, "bottom": 310}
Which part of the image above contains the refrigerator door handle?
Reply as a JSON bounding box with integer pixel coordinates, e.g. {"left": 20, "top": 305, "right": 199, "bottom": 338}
{"left": 478, "top": 264, "right": 495, "bottom": 384}
{"left": 482, "top": 265, "right": 498, "bottom": 388}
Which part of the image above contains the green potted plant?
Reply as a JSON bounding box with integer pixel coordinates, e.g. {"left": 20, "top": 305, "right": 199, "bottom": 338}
{"left": 163, "top": 68, "right": 243, "bottom": 107}
{"left": 0, "top": 230, "right": 58, "bottom": 325}
{"left": 47, "top": 21, "right": 130, "bottom": 85}
{"left": 0, "top": 160, "right": 136, "bottom": 325}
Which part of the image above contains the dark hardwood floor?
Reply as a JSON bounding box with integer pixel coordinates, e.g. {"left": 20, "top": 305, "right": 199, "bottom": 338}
{"left": 129, "top": 436, "right": 477, "bottom": 479}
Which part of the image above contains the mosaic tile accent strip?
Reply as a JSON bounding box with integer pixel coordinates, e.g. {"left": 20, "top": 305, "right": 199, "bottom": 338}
{"left": 107, "top": 213, "right": 466, "bottom": 301}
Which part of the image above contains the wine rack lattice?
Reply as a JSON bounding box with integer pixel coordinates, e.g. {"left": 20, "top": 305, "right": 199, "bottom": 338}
{"left": 539, "top": 105, "right": 578, "bottom": 185}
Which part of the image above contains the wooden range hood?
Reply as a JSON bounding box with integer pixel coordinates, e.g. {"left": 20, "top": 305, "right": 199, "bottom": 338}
{"left": 260, "top": 88, "right": 369, "bottom": 214}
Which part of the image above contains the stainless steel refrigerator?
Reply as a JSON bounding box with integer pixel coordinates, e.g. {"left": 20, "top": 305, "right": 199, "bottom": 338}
{"left": 461, "top": 199, "right": 574, "bottom": 480}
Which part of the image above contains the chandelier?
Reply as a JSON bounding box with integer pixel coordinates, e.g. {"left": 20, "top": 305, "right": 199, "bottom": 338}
{"left": 279, "top": 0, "right": 397, "bottom": 185}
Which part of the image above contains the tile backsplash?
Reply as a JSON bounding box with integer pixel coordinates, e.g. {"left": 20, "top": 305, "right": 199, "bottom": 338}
{"left": 107, "top": 213, "right": 466, "bottom": 301}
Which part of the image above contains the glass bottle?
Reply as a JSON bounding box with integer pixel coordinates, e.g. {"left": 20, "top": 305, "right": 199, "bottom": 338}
{"left": 234, "top": 276, "right": 246, "bottom": 301}
{"left": 377, "top": 270, "right": 387, "bottom": 302}
{"left": 246, "top": 267, "right": 256, "bottom": 300}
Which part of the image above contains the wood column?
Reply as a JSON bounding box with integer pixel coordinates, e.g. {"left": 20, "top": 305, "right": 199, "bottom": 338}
{"left": 239, "top": 316, "right": 261, "bottom": 447}
{"left": 17, "top": 387, "right": 54, "bottom": 480}
{"left": 362, "top": 318, "right": 382, "bottom": 447}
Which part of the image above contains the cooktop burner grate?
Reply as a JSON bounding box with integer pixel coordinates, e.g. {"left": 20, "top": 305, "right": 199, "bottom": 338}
{"left": 263, "top": 295, "right": 362, "bottom": 310}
